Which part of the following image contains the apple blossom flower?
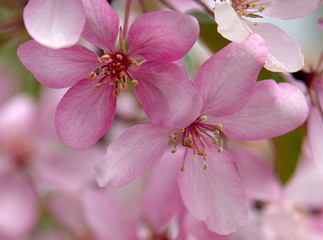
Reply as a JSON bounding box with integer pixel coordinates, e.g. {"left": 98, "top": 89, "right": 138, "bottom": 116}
{"left": 95, "top": 34, "right": 308, "bottom": 234}
{"left": 23, "top": 0, "right": 86, "bottom": 49}
{"left": 229, "top": 139, "right": 323, "bottom": 240}
{"left": 18, "top": 0, "right": 200, "bottom": 149}
{"left": 213, "top": 0, "right": 322, "bottom": 72}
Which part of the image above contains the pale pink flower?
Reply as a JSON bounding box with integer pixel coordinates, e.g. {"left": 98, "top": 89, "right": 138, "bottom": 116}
{"left": 18, "top": 0, "right": 199, "bottom": 149}
{"left": 214, "top": 0, "right": 322, "bottom": 72}
{"left": 23, "top": 0, "right": 86, "bottom": 49}
{"left": 229, "top": 140, "right": 323, "bottom": 240}
{"left": 96, "top": 34, "right": 308, "bottom": 234}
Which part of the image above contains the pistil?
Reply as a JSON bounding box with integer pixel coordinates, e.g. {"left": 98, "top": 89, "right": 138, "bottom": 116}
{"left": 169, "top": 116, "right": 223, "bottom": 171}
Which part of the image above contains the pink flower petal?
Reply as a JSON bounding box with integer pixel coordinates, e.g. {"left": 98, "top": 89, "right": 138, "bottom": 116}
{"left": 195, "top": 34, "right": 268, "bottom": 117}
{"left": 178, "top": 148, "right": 248, "bottom": 235}
{"left": 284, "top": 155, "right": 323, "bottom": 208}
{"left": 180, "top": 212, "right": 229, "bottom": 240}
{"left": 130, "top": 61, "right": 203, "bottom": 128}
{"left": 215, "top": 80, "right": 308, "bottom": 140}
{"left": 17, "top": 41, "right": 101, "bottom": 88}
{"left": 23, "top": 0, "right": 85, "bottom": 49}
{"left": 81, "top": 0, "right": 119, "bottom": 53}
{"left": 35, "top": 147, "right": 102, "bottom": 191}
{"left": 263, "top": 0, "right": 321, "bottom": 19}
{"left": 82, "top": 188, "right": 137, "bottom": 240}
{"left": 141, "top": 150, "right": 184, "bottom": 231}
{"left": 0, "top": 94, "right": 37, "bottom": 138}
{"left": 307, "top": 107, "right": 323, "bottom": 174}
{"left": 246, "top": 21, "right": 304, "bottom": 72}
{"left": 127, "top": 11, "right": 199, "bottom": 61}
{"left": 213, "top": 0, "right": 251, "bottom": 42}
{"left": 55, "top": 79, "right": 116, "bottom": 149}
{"left": 0, "top": 172, "right": 37, "bottom": 239}
{"left": 95, "top": 123, "right": 172, "bottom": 187}
{"left": 231, "top": 143, "right": 281, "bottom": 201}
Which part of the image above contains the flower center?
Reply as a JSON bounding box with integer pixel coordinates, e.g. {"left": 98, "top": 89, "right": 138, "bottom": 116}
{"left": 1, "top": 135, "right": 34, "bottom": 168}
{"left": 88, "top": 52, "right": 139, "bottom": 97}
{"left": 231, "top": 0, "right": 266, "bottom": 23}
{"left": 169, "top": 116, "right": 223, "bottom": 171}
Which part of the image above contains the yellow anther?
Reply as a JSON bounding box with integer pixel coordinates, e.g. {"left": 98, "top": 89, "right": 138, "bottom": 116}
{"left": 198, "top": 150, "right": 203, "bottom": 156}
{"left": 131, "top": 79, "right": 138, "bottom": 85}
{"left": 188, "top": 134, "right": 192, "bottom": 140}
{"left": 88, "top": 72, "right": 97, "bottom": 81}
{"left": 218, "top": 147, "right": 223, "bottom": 153}
{"left": 214, "top": 130, "right": 220, "bottom": 135}
{"left": 251, "top": 3, "right": 257, "bottom": 7}
{"left": 179, "top": 128, "right": 185, "bottom": 133}
{"left": 116, "top": 54, "right": 122, "bottom": 60}
{"left": 101, "top": 54, "right": 110, "bottom": 60}
{"left": 113, "top": 88, "right": 120, "bottom": 97}
{"left": 94, "top": 83, "right": 102, "bottom": 90}
{"left": 200, "top": 115, "right": 208, "bottom": 121}
{"left": 258, "top": 6, "right": 265, "bottom": 12}
{"left": 97, "top": 57, "right": 103, "bottom": 63}
{"left": 180, "top": 166, "right": 185, "bottom": 172}
{"left": 99, "top": 68, "right": 106, "bottom": 76}
{"left": 171, "top": 148, "right": 177, "bottom": 154}
{"left": 253, "top": 21, "right": 259, "bottom": 26}
{"left": 217, "top": 123, "right": 222, "bottom": 130}
{"left": 212, "top": 138, "right": 218, "bottom": 144}
{"left": 204, "top": 164, "right": 208, "bottom": 170}
{"left": 119, "top": 82, "right": 128, "bottom": 92}
{"left": 119, "top": 71, "right": 125, "bottom": 79}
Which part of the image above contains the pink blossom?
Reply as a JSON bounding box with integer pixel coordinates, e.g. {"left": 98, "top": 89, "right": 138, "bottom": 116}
{"left": 23, "top": 0, "right": 86, "bottom": 49}
{"left": 214, "top": 0, "right": 322, "bottom": 72}
{"left": 18, "top": 0, "right": 200, "bottom": 149}
{"left": 95, "top": 34, "right": 308, "bottom": 234}
{"left": 229, "top": 140, "right": 323, "bottom": 240}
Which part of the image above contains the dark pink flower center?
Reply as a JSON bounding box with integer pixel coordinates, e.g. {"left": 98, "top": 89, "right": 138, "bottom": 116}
{"left": 169, "top": 115, "right": 223, "bottom": 171}
{"left": 231, "top": 0, "right": 265, "bottom": 21}
{"left": 1, "top": 135, "right": 34, "bottom": 168}
{"left": 88, "top": 52, "right": 139, "bottom": 97}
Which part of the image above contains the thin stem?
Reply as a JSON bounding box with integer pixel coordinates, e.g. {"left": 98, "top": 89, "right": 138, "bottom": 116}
{"left": 122, "top": 0, "right": 133, "bottom": 40}
{"left": 193, "top": 0, "right": 214, "bottom": 16}
{"left": 137, "top": 0, "right": 147, "bottom": 13}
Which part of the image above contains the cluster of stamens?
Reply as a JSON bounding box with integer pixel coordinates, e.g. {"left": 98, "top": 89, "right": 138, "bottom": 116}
{"left": 230, "top": 0, "right": 266, "bottom": 25}
{"left": 169, "top": 115, "right": 223, "bottom": 171}
{"left": 88, "top": 52, "right": 139, "bottom": 97}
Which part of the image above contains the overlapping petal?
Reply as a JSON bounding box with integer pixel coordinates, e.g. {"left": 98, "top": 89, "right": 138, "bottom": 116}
{"left": 130, "top": 61, "right": 202, "bottom": 128}
{"left": 17, "top": 41, "right": 101, "bottom": 88}
{"left": 213, "top": 0, "right": 251, "bottom": 42}
{"left": 231, "top": 143, "right": 281, "bottom": 201}
{"left": 55, "top": 79, "right": 116, "bottom": 149}
{"left": 81, "top": 0, "right": 119, "bottom": 53}
{"left": 95, "top": 123, "right": 172, "bottom": 187}
{"left": 127, "top": 11, "right": 199, "bottom": 61}
{"left": 263, "top": 0, "right": 321, "bottom": 19}
{"left": 82, "top": 188, "right": 137, "bottom": 240}
{"left": 23, "top": 0, "right": 85, "bottom": 49}
{"left": 0, "top": 172, "right": 37, "bottom": 239}
{"left": 307, "top": 107, "right": 323, "bottom": 173}
{"left": 215, "top": 80, "right": 308, "bottom": 140}
{"left": 178, "top": 148, "right": 248, "bottom": 234}
{"left": 195, "top": 34, "right": 268, "bottom": 117}
{"left": 246, "top": 21, "right": 304, "bottom": 72}
{"left": 141, "top": 150, "right": 184, "bottom": 230}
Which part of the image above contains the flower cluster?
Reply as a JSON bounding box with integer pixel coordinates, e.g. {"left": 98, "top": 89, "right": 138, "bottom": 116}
{"left": 0, "top": 0, "right": 322, "bottom": 239}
